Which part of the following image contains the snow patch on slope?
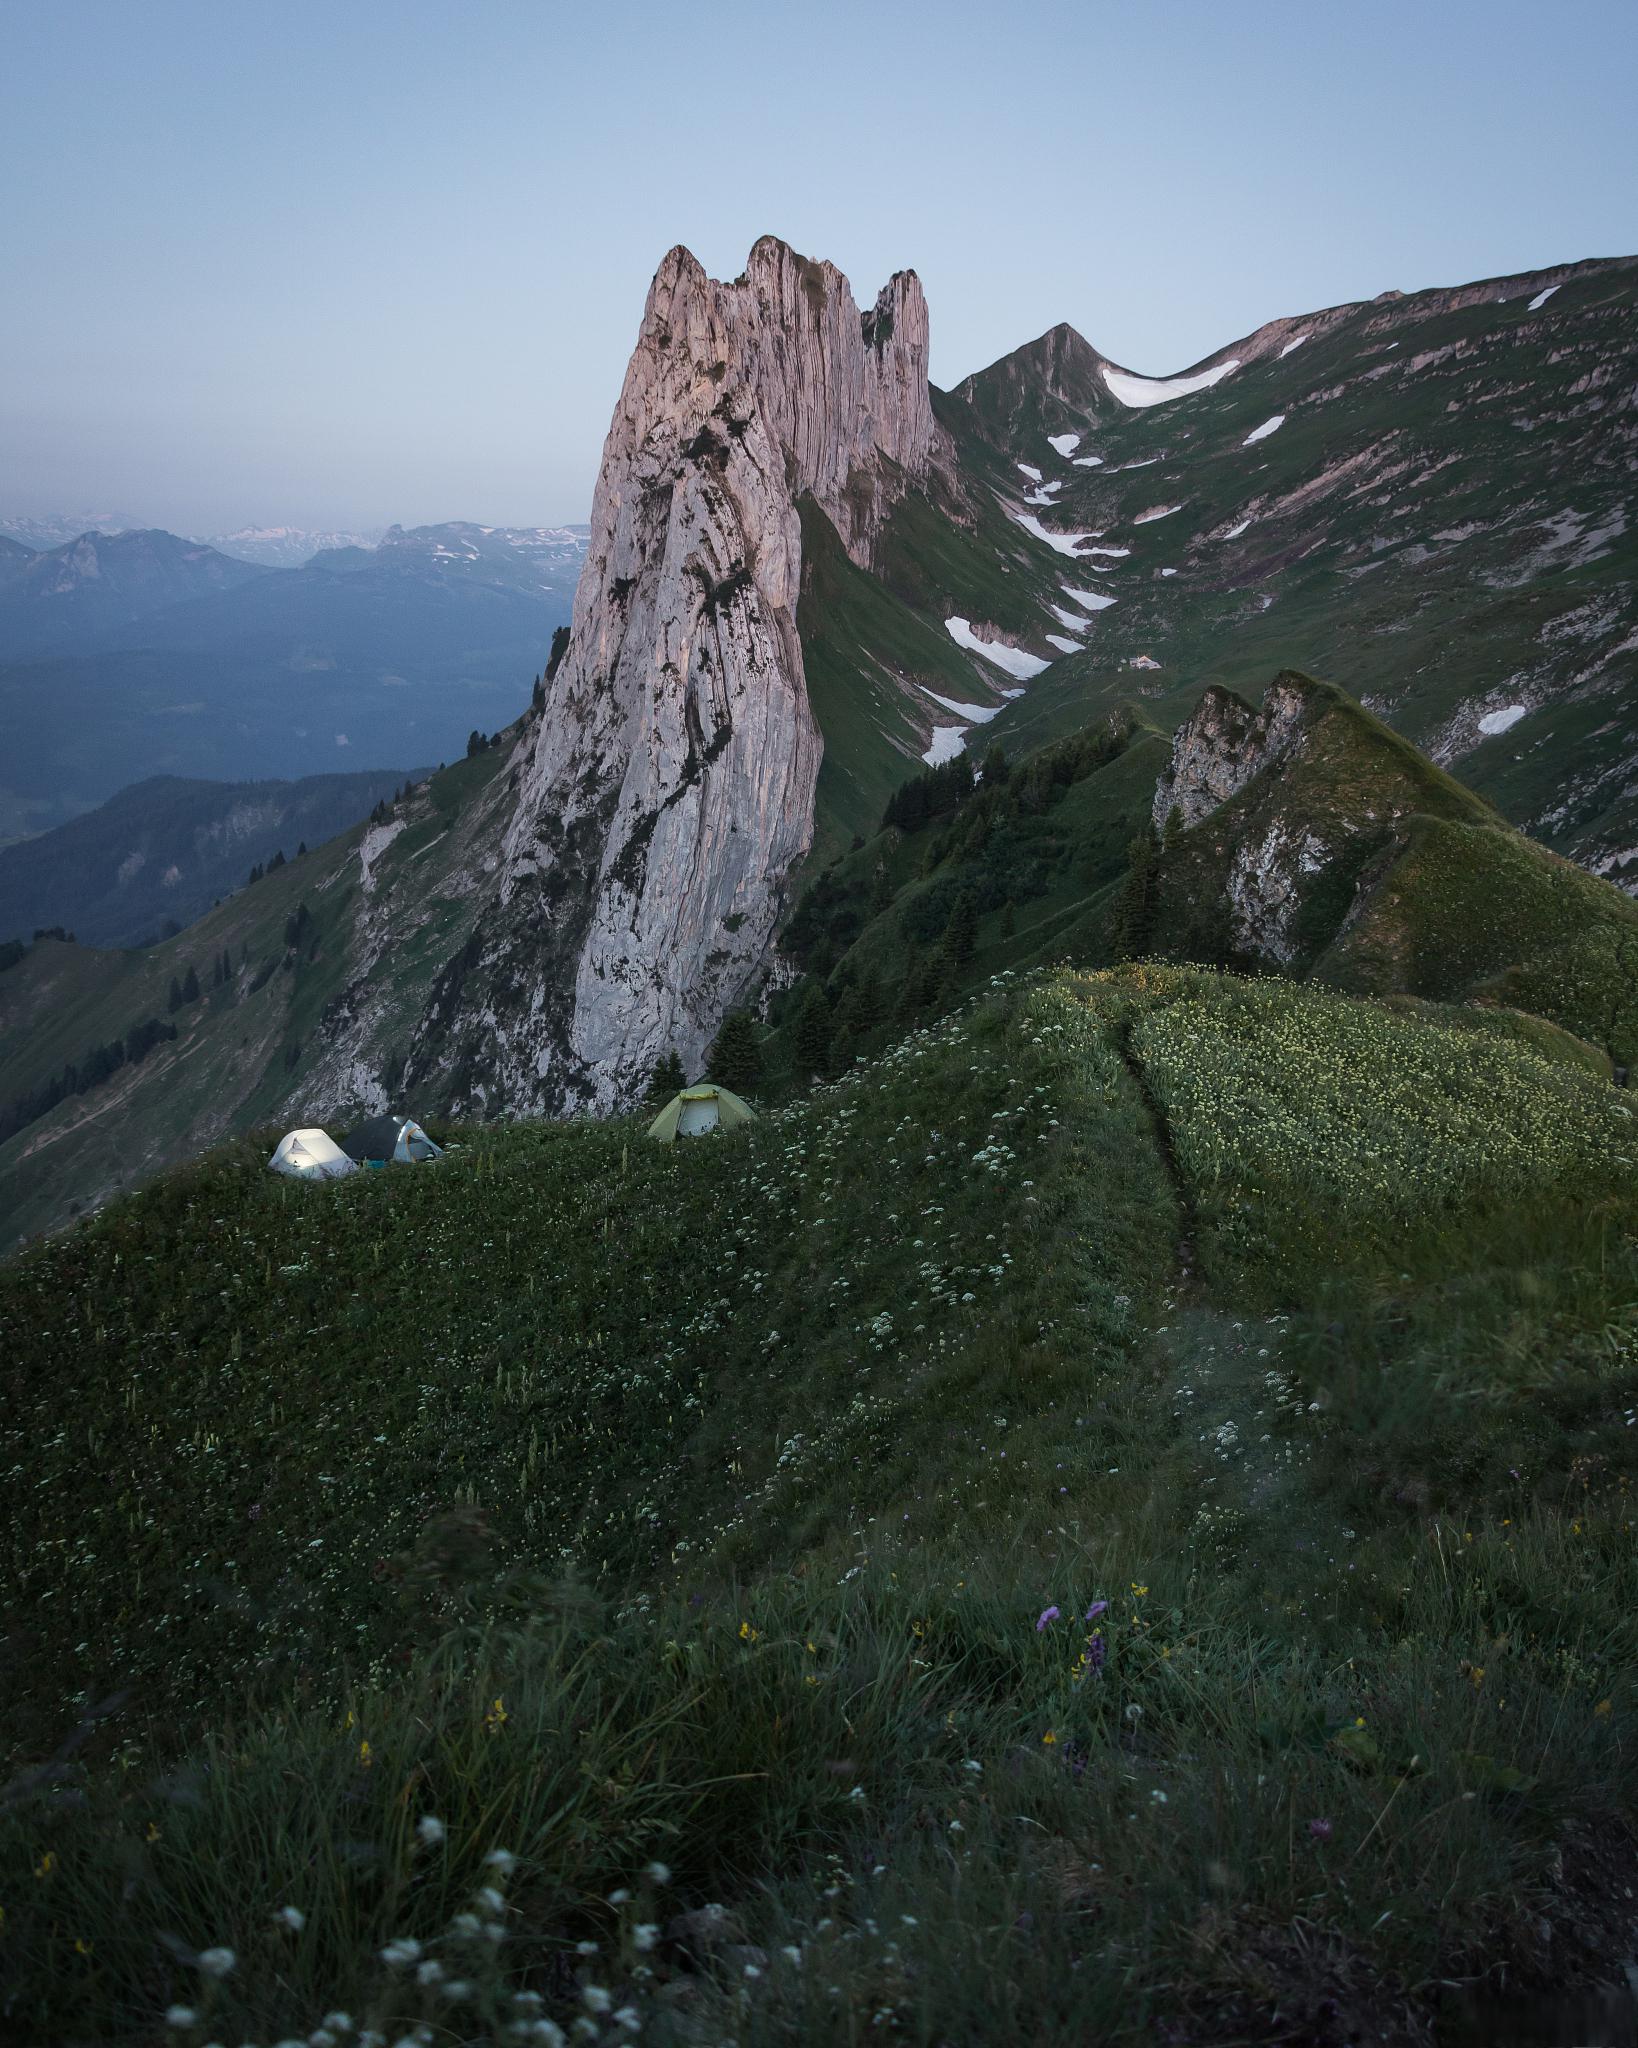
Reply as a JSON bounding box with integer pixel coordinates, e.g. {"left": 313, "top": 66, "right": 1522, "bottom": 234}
{"left": 1012, "top": 513, "right": 1103, "bottom": 558}
{"left": 943, "top": 616, "right": 1049, "bottom": 679}
{"left": 1133, "top": 504, "right": 1183, "bottom": 524}
{"left": 1527, "top": 285, "right": 1560, "bottom": 312}
{"left": 1244, "top": 415, "right": 1287, "bottom": 446}
{"left": 923, "top": 726, "right": 967, "bottom": 766}
{"left": 1103, "top": 358, "right": 1240, "bottom": 408}
{"left": 1478, "top": 704, "right": 1529, "bottom": 736}
{"left": 1062, "top": 585, "right": 1117, "bottom": 612}
{"left": 1279, "top": 334, "right": 1311, "bottom": 358}
{"left": 1047, "top": 432, "right": 1082, "bottom": 456}
{"left": 924, "top": 689, "right": 1003, "bottom": 723}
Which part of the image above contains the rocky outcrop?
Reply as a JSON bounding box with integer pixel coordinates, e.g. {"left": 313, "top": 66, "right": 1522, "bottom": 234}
{"left": 1152, "top": 678, "right": 1325, "bottom": 961}
{"left": 1222, "top": 818, "right": 1333, "bottom": 964}
{"left": 1152, "top": 677, "right": 1310, "bottom": 831}
{"left": 409, "top": 237, "right": 941, "bottom": 1114}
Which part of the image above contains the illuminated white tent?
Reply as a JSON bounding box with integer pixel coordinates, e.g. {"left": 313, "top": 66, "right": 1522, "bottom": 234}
{"left": 269, "top": 1128, "right": 358, "bottom": 1181}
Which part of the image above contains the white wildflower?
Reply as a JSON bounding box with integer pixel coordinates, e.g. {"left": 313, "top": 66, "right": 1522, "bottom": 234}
{"left": 274, "top": 1905, "right": 306, "bottom": 1931}
{"left": 196, "top": 1948, "right": 236, "bottom": 1980}
{"left": 416, "top": 1815, "right": 446, "bottom": 1847}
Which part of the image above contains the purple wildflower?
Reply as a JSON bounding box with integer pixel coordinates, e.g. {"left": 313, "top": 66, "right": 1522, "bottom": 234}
{"left": 1084, "top": 1600, "right": 1108, "bottom": 1622}
{"left": 1087, "top": 1632, "right": 1106, "bottom": 1673}
{"left": 1035, "top": 1606, "right": 1060, "bottom": 1631}
{"left": 1307, "top": 1818, "right": 1333, "bottom": 1841}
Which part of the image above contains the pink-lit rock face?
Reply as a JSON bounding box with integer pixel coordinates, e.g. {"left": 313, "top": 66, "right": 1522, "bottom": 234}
{"left": 426, "top": 238, "right": 941, "bottom": 1113}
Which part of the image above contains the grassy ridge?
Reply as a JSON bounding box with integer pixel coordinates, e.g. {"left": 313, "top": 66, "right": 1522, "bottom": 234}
{"left": 3, "top": 968, "right": 1635, "bottom": 2041}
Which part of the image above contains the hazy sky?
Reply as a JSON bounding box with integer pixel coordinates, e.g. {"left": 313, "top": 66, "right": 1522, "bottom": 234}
{"left": 3, "top": 0, "right": 1634, "bottom": 535}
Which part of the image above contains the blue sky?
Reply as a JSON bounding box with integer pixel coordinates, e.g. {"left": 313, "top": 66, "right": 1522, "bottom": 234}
{"left": 2, "top": 0, "right": 1634, "bottom": 534}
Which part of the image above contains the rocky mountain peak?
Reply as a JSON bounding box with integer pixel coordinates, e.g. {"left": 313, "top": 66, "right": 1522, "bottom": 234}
{"left": 403, "top": 238, "right": 942, "bottom": 1117}
{"left": 1153, "top": 675, "right": 1313, "bottom": 831}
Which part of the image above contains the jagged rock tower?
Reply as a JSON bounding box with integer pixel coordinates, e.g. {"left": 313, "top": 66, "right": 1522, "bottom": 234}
{"left": 411, "top": 237, "right": 941, "bottom": 1113}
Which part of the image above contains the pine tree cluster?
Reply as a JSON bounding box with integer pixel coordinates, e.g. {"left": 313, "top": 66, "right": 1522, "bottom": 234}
{"left": 0, "top": 1013, "right": 178, "bottom": 1146}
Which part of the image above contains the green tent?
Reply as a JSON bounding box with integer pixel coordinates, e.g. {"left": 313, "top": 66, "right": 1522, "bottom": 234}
{"left": 646, "top": 1082, "right": 756, "bottom": 1142}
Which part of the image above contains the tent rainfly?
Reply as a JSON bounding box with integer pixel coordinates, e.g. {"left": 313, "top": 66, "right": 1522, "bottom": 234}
{"left": 340, "top": 1114, "right": 444, "bottom": 1166}
{"left": 646, "top": 1083, "right": 756, "bottom": 1142}
{"left": 269, "top": 1128, "right": 358, "bottom": 1181}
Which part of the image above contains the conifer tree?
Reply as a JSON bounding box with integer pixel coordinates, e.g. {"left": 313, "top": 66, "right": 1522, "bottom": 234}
{"left": 167, "top": 977, "right": 184, "bottom": 1013}
{"left": 945, "top": 889, "right": 979, "bottom": 964}
{"left": 706, "top": 1010, "right": 762, "bottom": 1094}
{"left": 1113, "top": 825, "right": 1161, "bottom": 962}
{"left": 1163, "top": 806, "right": 1183, "bottom": 851}
{"left": 182, "top": 965, "right": 200, "bottom": 1004}
{"left": 645, "top": 1049, "right": 685, "bottom": 1104}
{"left": 792, "top": 981, "right": 833, "bottom": 1078}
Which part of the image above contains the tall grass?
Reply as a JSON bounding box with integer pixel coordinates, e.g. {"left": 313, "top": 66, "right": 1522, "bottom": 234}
{"left": 2, "top": 968, "right": 1634, "bottom": 2042}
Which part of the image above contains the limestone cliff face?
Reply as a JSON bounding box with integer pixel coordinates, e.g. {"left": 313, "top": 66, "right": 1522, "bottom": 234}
{"left": 1153, "top": 679, "right": 1309, "bottom": 832}
{"left": 408, "top": 237, "right": 940, "bottom": 1114}
{"left": 1154, "top": 676, "right": 1330, "bottom": 963}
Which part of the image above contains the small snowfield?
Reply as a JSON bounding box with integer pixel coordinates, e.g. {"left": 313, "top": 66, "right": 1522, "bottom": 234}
{"left": 943, "top": 617, "right": 1049, "bottom": 679}
{"left": 1102, "top": 358, "right": 1240, "bottom": 407}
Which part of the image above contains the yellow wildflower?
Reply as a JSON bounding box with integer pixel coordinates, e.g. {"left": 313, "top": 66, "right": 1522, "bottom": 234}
{"left": 358, "top": 1738, "right": 373, "bottom": 1767}
{"left": 1041, "top": 1730, "right": 1058, "bottom": 1745}
{"left": 484, "top": 1696, "right": 508, "bottom": 1733}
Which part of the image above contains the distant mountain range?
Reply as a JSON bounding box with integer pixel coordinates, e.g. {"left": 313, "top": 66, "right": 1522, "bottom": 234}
{"left": 0, "top": 518, "right": 589, "bottom": 841}
{"left": 0, "top": 767, "right": 428, "bottom": 950}
{"left": 193, "top": 525, "right": 388, "bottom": 568}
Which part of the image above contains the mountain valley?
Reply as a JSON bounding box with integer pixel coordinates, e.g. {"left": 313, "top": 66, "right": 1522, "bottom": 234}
{"left": 0, "top": 521, "right": 587, "bottom": 842}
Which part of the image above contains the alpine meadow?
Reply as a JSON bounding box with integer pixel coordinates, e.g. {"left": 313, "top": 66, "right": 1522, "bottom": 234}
{"left": 3, "top": 10, "right": 1637, "bottom": 2045}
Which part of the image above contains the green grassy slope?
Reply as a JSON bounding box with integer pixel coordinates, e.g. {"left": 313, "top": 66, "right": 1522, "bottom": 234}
{"left": 0, "top": 743, "right": 517, "bottom": 1252}
{"left": 2, "top": 968, "right": 1634, "bottom": 2041}
{"left": 796, "top": 497, "right": 990, "bottom": 859}
{"left": 952, "top": 259, "right": 1638, "bottom": 882}
{"left": 770, "top": 672, "right": 1638, "bottom": 1094}
{"left": 1141, "top": 674, "right": 1638, "bottom": 1062}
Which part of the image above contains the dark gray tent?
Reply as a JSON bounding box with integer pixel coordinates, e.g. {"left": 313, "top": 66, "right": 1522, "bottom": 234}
{"left": 340, "top": 1113, "right": 443, "bottom": 1166}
